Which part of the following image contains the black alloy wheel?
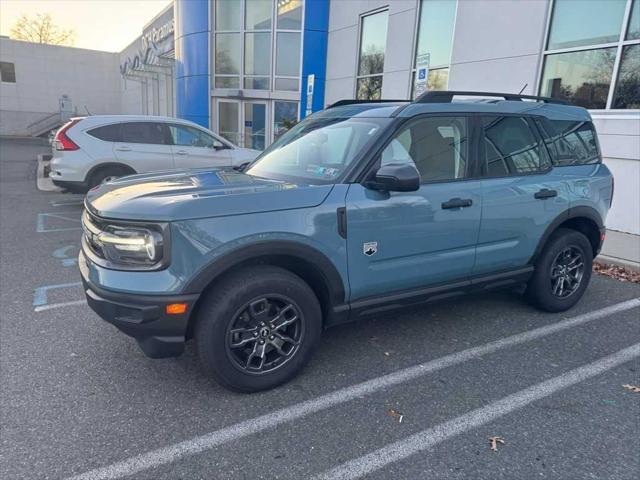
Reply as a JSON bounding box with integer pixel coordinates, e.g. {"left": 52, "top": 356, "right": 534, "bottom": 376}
{"left": 550, "top": 246, "right": 585, "bottom": 298}
{"left": 225, "top": 295, "right": 304, "bottom": 374}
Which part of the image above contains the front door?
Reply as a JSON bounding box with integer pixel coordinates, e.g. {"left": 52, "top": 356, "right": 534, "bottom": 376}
{"left": 346, "top": 115, "right": 482, "bottom": 301}
{"left": 168, "top": 124, "right": 231, "bottom": 168}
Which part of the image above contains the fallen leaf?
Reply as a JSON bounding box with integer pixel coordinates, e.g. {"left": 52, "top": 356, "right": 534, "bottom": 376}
{"left": 593, "top": 263, "right": 640, "bottom": 284}
{"left": 489, "top": 436, "right": 505, "bottom": 452}
{"left": 387, "top": 408, "right": 404, "bottom": 423}
{"left": 622, "top": 384, "right": 640, "bottom": 393}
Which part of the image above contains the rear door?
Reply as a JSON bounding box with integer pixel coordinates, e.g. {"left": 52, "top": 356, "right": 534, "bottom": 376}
{"left": 474, "top": 115, "right": 569, "bottom": 275}
{"left": 169, "top": 124, "right": 232, "bottom": 168}
{"left": 113, "top": 122, "right": 174, "bottom": 173}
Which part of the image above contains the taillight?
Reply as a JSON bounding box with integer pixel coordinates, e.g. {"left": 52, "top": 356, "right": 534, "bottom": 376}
{"left": 54, "top": 119, "right": 81, "bottom": 151}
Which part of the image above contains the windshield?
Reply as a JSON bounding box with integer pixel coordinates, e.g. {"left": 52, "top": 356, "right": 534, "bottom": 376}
{"left": 246, "top": 115, "right": 391, "bottom": 184}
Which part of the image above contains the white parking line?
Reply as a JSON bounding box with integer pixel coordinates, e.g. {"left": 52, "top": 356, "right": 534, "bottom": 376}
{"left": 65, "top": 298, "right": 640, "bottom": 480}
{"left": 34, "top": 300, "right": 86, "bottom": 312}
{"left": 315, "top": 343, "right": 640, "bottom": 480}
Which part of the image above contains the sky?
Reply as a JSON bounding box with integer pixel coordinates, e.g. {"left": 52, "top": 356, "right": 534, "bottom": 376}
{"left": 0, "top": 0, "right": 172, "bottom": 52}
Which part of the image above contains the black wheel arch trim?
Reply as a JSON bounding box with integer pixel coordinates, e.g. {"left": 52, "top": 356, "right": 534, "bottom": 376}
{"left": 530, "top": 206, "right": 604, "bottom": 264}
{"left": 182, "top": 240, "right": 347, "bottom": 307}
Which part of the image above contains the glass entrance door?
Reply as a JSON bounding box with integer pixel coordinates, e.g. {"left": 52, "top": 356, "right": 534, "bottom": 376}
{"left": 243, "top": 102, "right": 267, "bottom": 150}
{"left": 218, "top": 100, "right": 240, "bottom": 145}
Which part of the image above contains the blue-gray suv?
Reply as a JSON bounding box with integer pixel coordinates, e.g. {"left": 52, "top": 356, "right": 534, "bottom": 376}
{"left": 80, "top": 91, "right": 613, "bottom": 392}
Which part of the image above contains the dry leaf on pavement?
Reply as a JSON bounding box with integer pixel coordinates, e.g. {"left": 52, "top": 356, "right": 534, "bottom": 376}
{"left": 622, "top": 384, "right": 640, "bottom": 393}
{"left": 489, "top": 436, "right": 505, "bottom": 452}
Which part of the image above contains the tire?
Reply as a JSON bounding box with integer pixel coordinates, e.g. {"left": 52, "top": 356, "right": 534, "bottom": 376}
{"left": 88, "top": 166, "right": 130, "bottom": 188}
{"left": 195, "top": 265, "right": 322, "bottom": 392}
{"left": 525, "top": 228, "right": 593, "bottom": 313}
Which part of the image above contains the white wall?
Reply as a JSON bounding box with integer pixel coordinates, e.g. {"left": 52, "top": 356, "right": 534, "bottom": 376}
{"left": 0, "top": 38, "right": 122, "bottom": 135}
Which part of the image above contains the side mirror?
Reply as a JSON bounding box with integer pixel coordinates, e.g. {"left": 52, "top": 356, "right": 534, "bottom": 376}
{"left": 213, "top": 141, "right": 227, "bottom": 150}
{"left": 366, "top": 163, "right": 420, "bottom": 192}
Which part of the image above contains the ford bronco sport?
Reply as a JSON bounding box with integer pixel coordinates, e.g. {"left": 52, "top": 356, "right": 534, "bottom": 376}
{"left": 80, "top": 91, "right": 613, "bottom": 392}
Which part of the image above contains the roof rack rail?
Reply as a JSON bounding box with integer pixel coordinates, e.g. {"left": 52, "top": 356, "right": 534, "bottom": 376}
{"left": 327, "top": 99, "right": 410, "bottom": 109}
{"left": 414, "top": 91, "right": 569, "bottom": 105}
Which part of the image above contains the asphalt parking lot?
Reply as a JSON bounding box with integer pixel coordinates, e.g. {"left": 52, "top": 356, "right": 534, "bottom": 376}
{"left": 1, "top": 137, "right": 639, "bottom": 480}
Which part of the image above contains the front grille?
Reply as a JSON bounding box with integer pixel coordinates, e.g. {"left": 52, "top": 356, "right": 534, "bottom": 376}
{"left": 82, "top": 210, "right": 106, "bottom": 259}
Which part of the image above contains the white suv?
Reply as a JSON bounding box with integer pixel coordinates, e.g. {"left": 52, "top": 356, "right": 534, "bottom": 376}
{"left": 50, "top": 115, "right": 260, "bottom": 192}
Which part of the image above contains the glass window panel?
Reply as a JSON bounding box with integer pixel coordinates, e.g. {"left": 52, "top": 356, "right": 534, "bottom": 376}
{"left": 244, "top": 103, "right": 267, "bottom": 150}
{"left": 481, "top": 117, "right": 549, "bottom": 176}
{"left": 540, "top": 48, "right": 616, "bottom": 109}
{"left": 170, "top": 125, "right": 216, "bottom": 148}
{"left": 244, "top": 77, "right": 270, "bottom": 89}
{"left": 0, "top": 62, "right": 16, "bottom": 83}
{"left": 218, "top": 102, "right": 240, "bottom": 145}
{"left": 276, "top": 32, "right": 301, "bottom": 76}
{"left": 356, "top": 76, "right": 383, "bottom": 100}
{"left": 381, "top": 116, "right": 468, "bottom": 182}
{"left": 121, "top": 123, "right": 171, "bottom": 145}
{"left": 358, "top": 11, "right": 388, "bottom": 76}
{"left": 274, "top": 101, "right": 298, "bottom": 139}
{"left": 277, "top": 0, "right": 303, "bottom": 29}
{"left": 275, "top": 77, "right": 299, "bottom": 91}
{"left": 415, "top": 0, "right": 456, "bottom": 67}
{"left": 215, "top": 33, "right": 241, "bottom": 74}
{"left": 547, "top": 0, "right": 626, "bottom": 50}
{"left": 215, "top": 76, "right": 240, "bottom": 88}
{"left": 540, "top": 119, "right": 600, "bottom": 165}
{"left": 245, "top": 0, "right": 272, "bottom": 30}
{"left": 244, "top": 32, "right": 271, "bottom": 75}
{"left": 627, "top": 0, "right": 640, "bottom": 40}
{"left": 215, "top": 0, "right": 241, "bottom": 30}
{"left": 613, "top": 44, "right": 640, "bottom": 109}
{"left": 428, "top": 68, "right": 449, "bottom": 91}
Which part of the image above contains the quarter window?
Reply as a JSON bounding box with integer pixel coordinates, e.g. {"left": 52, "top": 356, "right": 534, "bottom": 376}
{"left": 356, "top": 10, "right": 389, "bottom": 100}
{"left": 540, "top": 0, "right": 640, "bottom": 109}
{"left": 88, "top": 124, "right": 122, "bottom": 142}
{"left": 381, "top": 116, "right": 468, "bottom": 183}
{"left": 481, "top": 117, "right": 550, "bottom": 176}
{"left": 537, "top": 119, "right": 601, "bottom": 166}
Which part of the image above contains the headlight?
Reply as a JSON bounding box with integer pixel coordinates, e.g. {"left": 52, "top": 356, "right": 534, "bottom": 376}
{"left": 97, "top": 226, "right": 163, "bottom": 266}
{"left": 82, "top": 210, "right": 167, "bottom": 269}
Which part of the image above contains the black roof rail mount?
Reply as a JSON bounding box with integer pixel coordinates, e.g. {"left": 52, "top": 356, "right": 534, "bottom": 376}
{"left": 414, "top": 90, "right": 570, "bottom": 105}
{"left": 327, "top": 99, "right": 410, "bottom": 109}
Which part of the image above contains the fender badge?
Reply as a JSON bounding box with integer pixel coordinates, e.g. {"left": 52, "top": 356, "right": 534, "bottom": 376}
{"left": 363, "top": 241, "right": 378, "bottom": 256}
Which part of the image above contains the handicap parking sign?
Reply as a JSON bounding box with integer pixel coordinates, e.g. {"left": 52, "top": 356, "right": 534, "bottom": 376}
{"left": 418, "top": 68, "right": 427, "bottom": 80}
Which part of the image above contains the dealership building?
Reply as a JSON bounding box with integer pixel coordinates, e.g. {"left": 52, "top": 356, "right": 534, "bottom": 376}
{"left": 0, "top": 0, "right": 638, "bottom": 262}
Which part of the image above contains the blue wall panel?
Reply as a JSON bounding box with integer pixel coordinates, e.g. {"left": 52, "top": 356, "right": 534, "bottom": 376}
{"left": 175, "top": 0, "right": 210, "bottom": 127}
{"left": 300, "top": 0, "right": 330, "bottom": 118}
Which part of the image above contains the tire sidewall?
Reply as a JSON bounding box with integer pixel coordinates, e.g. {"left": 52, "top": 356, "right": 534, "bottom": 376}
{"left": 196, "top": 267, "right": 322, "bottom": 392}
{"left": 529, "top": 229, "right": 593, "bottom": 312}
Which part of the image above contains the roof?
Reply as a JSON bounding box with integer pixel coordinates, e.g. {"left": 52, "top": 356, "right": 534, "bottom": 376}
{"left": 325, "top": 91, "right": 592, "bottom": 122}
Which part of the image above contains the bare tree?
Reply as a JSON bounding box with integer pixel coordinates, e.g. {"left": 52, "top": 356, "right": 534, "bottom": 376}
{"left": 10, "top": 13, "right": 75, "bottom": 46}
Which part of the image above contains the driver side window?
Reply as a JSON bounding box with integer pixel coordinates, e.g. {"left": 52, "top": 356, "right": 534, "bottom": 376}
{"left": 170, "top": 125, "right": 221, "bottom": 148}
{"left": 380, "top": 116, "right": 468, "bottom": 183}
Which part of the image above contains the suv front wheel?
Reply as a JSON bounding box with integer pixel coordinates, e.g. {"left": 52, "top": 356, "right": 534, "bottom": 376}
{"left": 195, "top": 266, "right": 322, "bottom": 392}
{"left": 526, "top": 228, "right": 593, "bottom": 313}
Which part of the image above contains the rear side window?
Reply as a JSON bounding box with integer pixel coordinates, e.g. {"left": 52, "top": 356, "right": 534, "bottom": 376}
{"left": 481, "top": 116, "right": 550, "bottom": 177}
{"left": 88, "top": 124, "right": 122, "bottom": 142}
{"left": 537, "top": 119, "right": 601, "bottom": 166}
{"left": 120, "top": 122, "right": 172, "bottom": 145}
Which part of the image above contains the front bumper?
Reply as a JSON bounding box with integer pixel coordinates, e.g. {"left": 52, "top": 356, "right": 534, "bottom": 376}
{"left": 80, "top": 252, "right": 199, "bottom": 358}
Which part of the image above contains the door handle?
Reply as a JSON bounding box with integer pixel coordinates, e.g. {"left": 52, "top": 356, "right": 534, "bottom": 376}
{"left": 115, "top": 146, "right": 131, "bottom": 152}
{"left": 534, "top": 188, "right": 558, "bottom": 199}
{"left": 175, "top": 150, "right": 188, "bottom": 156}
{"left": 441, "top": 198, "right": 473, "bottom": 209}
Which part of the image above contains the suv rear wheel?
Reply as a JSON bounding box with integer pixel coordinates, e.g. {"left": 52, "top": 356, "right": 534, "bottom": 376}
{"left": 195, "top": 266, "right": 322, "bottom": 392}
{"left": 526, "top": 228, "right": 593, "bottom": 312}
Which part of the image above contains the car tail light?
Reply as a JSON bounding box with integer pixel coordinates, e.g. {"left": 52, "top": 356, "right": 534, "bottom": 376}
{"left": 54, "top": 119, "right": 81, "bottom": 151}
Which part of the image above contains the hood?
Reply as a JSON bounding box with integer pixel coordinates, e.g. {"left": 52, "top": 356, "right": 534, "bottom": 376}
{"left": 86, "top": 168, "right": 334, "bottom": 222}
